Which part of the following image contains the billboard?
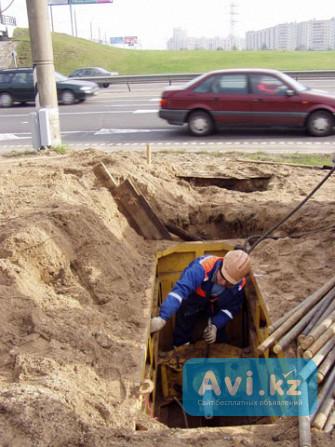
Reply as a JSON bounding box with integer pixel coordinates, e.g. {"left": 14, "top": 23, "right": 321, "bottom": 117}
{"left": 110, "top": 36, "right": 138, "bottom": 46}
{"left": 71, "top": 0, "right": 113, "bottom": 3}
{"left": 110, "top": 37, "right": 124, "bottom": 44}
{"left": 47, "top": 0, "right": 113, "bottom": 5}
{"left": 124, "top": 36, "right": 138, "bottom": 46}
{"left": 47, "top": 0, "right": 69, "bottom": 4}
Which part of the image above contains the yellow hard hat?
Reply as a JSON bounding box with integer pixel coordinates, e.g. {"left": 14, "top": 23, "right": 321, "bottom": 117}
{"left": 221, "top": 250, "right": 251, "bottom": 284}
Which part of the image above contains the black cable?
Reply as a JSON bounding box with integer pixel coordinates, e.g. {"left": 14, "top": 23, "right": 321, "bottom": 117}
{"left": 1, "top": 0, "right": 16, "bottom": 14}
{"left": 245, "top": 165, "right": 335, "bottom": 254}
{"left": 242, "top": 224, "right": 335, "bottom": 251}
{"left": 173, "top": 396, "right": 189, "bottom": 428}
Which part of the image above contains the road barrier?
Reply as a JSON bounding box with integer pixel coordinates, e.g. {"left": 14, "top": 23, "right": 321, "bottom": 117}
{"left": 69, "top": 70, "right": 335, "bottom": 91}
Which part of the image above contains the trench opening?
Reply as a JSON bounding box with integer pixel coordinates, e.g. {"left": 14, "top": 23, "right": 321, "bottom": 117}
{"left": 140, "top": 241, "right": 278, "bottom": 430}
{"left": 154, "top": 303, "right": 272, "bottom": 428}
{"left": 177, "top": 174, "right": 272, "bottom": 193}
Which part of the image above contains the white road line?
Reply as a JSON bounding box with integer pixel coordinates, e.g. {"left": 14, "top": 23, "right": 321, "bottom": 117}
{"left": 103, "top": 104, "right": 155, "bottom": 107}
{"left": 0, "top": 133, "right": 30, "bottom": 141}
{"left": 59, "top": 110, "right": 131, "bottom": 115}
{"left": 133, "top": 109, "right": 159, "bottom": 114}
{"left": 94, "top": 128, "right": 170, "bottom": 134}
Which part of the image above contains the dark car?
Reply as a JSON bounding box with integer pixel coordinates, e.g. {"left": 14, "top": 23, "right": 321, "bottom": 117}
{"left": 159, "top": 68, "right": 335, "bottom": 137}
{"left": 68, "top": 67, "right": 119, "bottom": 88}
{"left": 0, "top": 68, "right": 100, "bottom": 107}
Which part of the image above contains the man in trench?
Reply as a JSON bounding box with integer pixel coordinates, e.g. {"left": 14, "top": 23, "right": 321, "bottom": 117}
{"left": 150, "top": 249, "right": 251, "bottom": 347}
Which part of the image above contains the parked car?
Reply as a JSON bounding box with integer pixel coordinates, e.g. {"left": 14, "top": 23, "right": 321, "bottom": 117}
{"left": 68, "top": 67, "right": 119, "bottom": 88}
{"left": 159, "top": 68, "right": 335, "bottom": 137}
{"left": 0, "top": 67, "right": 100, "bottom": 107}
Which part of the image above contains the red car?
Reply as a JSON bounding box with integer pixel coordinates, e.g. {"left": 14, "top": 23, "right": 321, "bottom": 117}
{"left": 159, "top": 68, "right": 335, "bottom": 137}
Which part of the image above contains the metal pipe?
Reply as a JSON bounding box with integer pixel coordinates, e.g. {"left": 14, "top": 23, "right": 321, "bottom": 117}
{"left": 304, "top": 322, "right": 335, "bottom": 359}
{"left": 256, "top": 277, "right": 335, "bottom": 355}
{"left": 324, "top": 406, "right": 335, "bottom": 433}
{"left": 268, "top": 280, "right": 335, "bottom": 336}
{"left": 313, "top": 396, "right": 335, "bottom": 430}
{"left": 273, "top": 294, "right": 335, "bottom": 354}
{"left": 299, "top": 381, "right": 311, "bottom": 447}
{"left": 300, "top": 288, "right": 335, "bottom": 340}
{"left": 310, "top": 364, "right": 335, "bottom": 423}
{"left": 298, "top": 336, "right": 335, "bottom": 383}
{"left": 318, "top": 347, "right": 335, "bottom": 383}
{"left": 301, "top": 303, "right": 335, "bottom": 351}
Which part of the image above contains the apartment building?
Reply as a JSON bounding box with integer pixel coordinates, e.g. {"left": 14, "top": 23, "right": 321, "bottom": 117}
{"left": 246, "top": 18, "right": 335, "bottom": 50}
{"left": 167, "top": 27, "right": 243, "bottom": 51}
{"left": 167, "top": 18, "right": 335, "bottom": 51}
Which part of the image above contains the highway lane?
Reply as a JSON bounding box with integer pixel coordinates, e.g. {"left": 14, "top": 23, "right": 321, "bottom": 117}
{"left": 1, "top": 80, "right": 335, "bottom": 153}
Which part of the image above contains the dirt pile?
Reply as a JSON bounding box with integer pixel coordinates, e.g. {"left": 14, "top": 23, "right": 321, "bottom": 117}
{"left": 0, "top": 149, "right": 334, "bottom": 446}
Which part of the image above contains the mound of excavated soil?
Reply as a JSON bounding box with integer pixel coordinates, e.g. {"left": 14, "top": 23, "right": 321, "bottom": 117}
{"left": 0, "top": 149, "right": 334, "bottom": 446}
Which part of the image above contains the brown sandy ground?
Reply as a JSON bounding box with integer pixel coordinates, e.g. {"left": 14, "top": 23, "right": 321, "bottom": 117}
{"left": 0, "top": 149, "right": 334, "bottom": 446}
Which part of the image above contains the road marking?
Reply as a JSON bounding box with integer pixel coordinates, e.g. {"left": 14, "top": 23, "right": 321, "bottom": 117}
{"left": 0, "top": 133, "right": 30, "bottom": 141}
{"left": 94, "top": 128, "right": 170, "bottom": 134}
{"left": 133, "top": 109, "right": 159, "bottom": 114}
{"left": 60, "top": 110, "right": 131, "bottom": 116}
{"left": 103, "top": 103, "right": 154, "bottom": 107}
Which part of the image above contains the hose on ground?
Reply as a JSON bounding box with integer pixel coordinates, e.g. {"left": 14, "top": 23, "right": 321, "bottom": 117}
{"left": 242, "top": 165, "right": 335, "bottom": 254}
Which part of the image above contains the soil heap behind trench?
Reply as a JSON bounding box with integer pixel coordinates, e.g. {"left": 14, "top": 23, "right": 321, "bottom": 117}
{"left": 0, "top": 149, "right": 334, "bottom": 447}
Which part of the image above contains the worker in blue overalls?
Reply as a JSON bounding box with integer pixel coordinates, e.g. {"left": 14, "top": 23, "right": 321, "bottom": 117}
{"left": 150, "top": 250, "right": 251, "bottom": 347}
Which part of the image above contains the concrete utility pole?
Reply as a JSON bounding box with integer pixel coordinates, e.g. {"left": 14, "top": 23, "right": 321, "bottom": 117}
{"left": 26, "top": 0, "right": 61, "bottom": 148}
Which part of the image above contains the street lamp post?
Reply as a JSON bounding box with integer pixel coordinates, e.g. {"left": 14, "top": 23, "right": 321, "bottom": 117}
{"left": 26, "top": 0, "right": 61, "bottom": 148}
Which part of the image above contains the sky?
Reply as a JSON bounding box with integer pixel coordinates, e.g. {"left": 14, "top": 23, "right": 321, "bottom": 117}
{"left": 2, "top": 0, "right": 335, "bottom": 49}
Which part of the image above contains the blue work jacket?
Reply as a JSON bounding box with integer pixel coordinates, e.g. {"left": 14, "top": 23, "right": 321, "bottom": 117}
{"left": 159, "top": 255, "right": 246, "bottom": 329}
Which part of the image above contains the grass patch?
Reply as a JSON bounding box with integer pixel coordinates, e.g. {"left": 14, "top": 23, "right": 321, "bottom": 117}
{"left": 157, "top": 149, "right": 187, "bottom": 154}
{"left": 12, "top": 28, "right": 335, "bottom": 76}
{"left": 0, "top": 146, "right": 70, "bottom": 159}
{"left": 154, "top": 149, "right": 333, "bottom": 167}
{"left": 52, "top": 145, "right": 70, "bottom": 155}
{"left": 239, "top": 151, "right": 333, "bottom": 167}
{"left": 0, "top": 149, "right": 37, "bottom": 158}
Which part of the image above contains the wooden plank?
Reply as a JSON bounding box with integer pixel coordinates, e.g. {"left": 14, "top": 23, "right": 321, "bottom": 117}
{"left": 93, "top": 162, "right": 171, "bottom": 240}
{"left": 93, "top": 162, "right": 118, "bottom": 189}
{"left": 163, "top": 222, "right": 203, "bottom": 241}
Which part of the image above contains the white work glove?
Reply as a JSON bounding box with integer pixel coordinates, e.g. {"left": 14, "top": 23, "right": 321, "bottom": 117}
{"left": 203, "top": 324, "right": 217, "bottom": 344}
{"left": 150, "top": 317, "right": 166, "bottom": 334}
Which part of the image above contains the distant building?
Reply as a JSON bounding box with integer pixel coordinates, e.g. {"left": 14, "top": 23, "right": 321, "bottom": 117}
{"left": 246, "top": 18, "right": 335, "bottom": 50}
{"left": 167, "top": 27, "right": 244, "bottom": 51}
{"left": 168, "top": 18, "right": 335, "bottom": 51}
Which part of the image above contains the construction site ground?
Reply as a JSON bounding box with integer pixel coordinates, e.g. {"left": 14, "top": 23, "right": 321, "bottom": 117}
{"left": 0, "top": 148, "right": 334, "bottom": 447}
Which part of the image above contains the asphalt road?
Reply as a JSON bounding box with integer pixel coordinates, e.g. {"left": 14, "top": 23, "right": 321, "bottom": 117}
{"left": 1, "top": 80, "right": 335, "bottom": 154}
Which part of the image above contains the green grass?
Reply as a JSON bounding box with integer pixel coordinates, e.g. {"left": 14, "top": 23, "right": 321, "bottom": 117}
{"left": 52, "top": 145, "right": 70, "bottom": 154}
{"left": 238, "top": 151, "right": 333, "bottom": 167}
{"left": 0, "top": 149, "right": 37, "bottom": 158}
{"left": 0, "top": 146, "right": 70, "bottom": 158}
{"left": 156, "top": 150, "right": 333, "bottom": 167}
{"left": 12, "top": 28, "right": 335, "bottom": 76}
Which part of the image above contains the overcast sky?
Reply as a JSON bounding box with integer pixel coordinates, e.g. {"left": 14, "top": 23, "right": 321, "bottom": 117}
{"left": 2, "top": 0, "right": 335, "bottom": 49}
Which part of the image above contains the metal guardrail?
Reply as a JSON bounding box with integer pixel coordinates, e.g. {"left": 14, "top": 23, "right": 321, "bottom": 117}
{"left": 70, "top": 73, "right": 197, "bottom": 91}
{"left": 70, "top": 70, "right": 335, "bottom": 91}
